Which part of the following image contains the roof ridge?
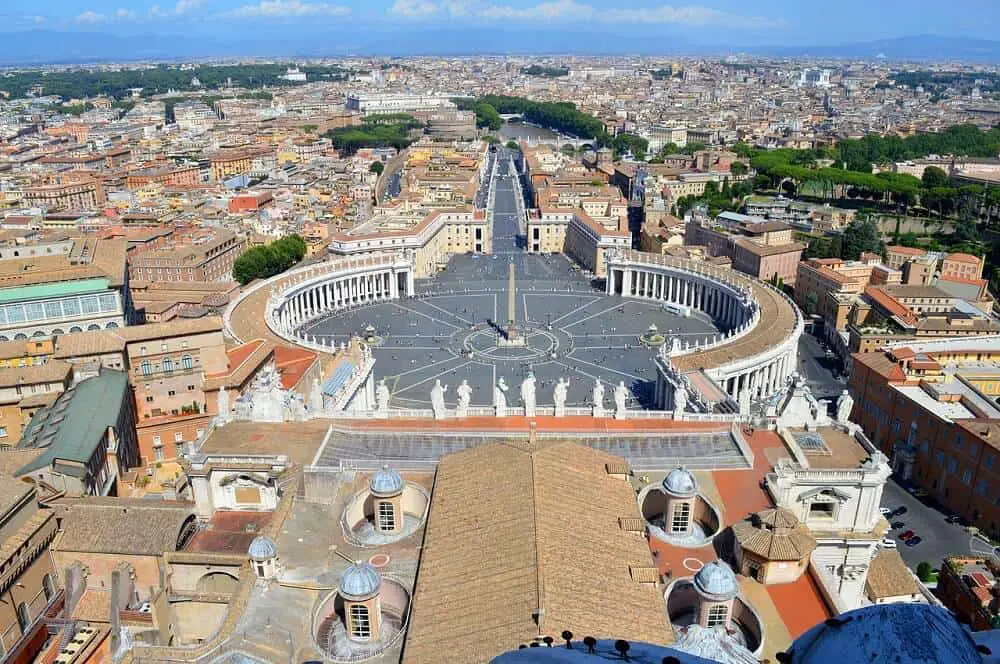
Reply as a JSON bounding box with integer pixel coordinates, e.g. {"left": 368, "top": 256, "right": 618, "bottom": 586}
{"left": 529, "top": 445, "right": 544, "bottom": 638}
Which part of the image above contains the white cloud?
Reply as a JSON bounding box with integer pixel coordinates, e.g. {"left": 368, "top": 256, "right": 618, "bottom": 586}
{"left": 391, "top": 0, "right": 440, "bottom": 17}
{"left": 75, "top": 11, "right": 107, "bottom": 23}
{"left": 231, "top": 0, "right": 352, "bottom": 17}
{"left": 116, "top": 8, "right": 138, "bottom": 19}
{"left": 390, "top": 0, "right": 784, "bottom": 28}
{"left": 175, "top": 0, "right": 207, "bottom": 15}
{"left": 27, "top": 15, "right": 47, "bottom": 24}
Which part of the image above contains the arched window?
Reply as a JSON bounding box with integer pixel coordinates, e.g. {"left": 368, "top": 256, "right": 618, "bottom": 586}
{"left": 31, "top": 331, "right": 45, "bottom": 338}
{"left": 87, "top": 324, "right": 100, "bottom": 331}
{"left": 43, "top": 573, "right": 55, "bottom": 600}
{"left": 69, "top": 326, "right": 82, "bottom": 333}
{"left": 349, "top": 604, "right": 371, "bottom": 640}
{"left": 162, "top": 357, "right": 173, "bottom": 373}
{"left": 51, "top": 329, "right": 64, "bottom": 336}
{"left": 181, "top": 355, "right": 193, "bottom": 370}
{"left": 106, "top": 322, "right": 119, "bottom": 329}
{"left": 141, "top": 361, "right": 152, "bottom": 377}
{"left": 16, "top": 601, "right": 30, "bottom": 630}
{"left": 13, "top": 334, "right": 26, "bottom": 341}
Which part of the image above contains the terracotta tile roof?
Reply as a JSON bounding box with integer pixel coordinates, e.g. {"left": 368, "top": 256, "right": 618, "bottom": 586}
{"left": 946, "top": 252, "right": 982, "bottom": 264}
{"left": 865, "top": 549, "right": 920, "bottom": 601}
{"left": 732, "top": 508, "right": 816, "bottom": 561}
{"left": 886, "top": 245, "right": 927, "bottom": 256}
{"left": 403, "top": 442, "right": 673, "bottom": 664}
{"left": 863, "top": 286, "right": 918, "bottom": 326}
{"left": 273, "top": 345, "right": 318, "bottom": 391}
{"left": 0, "top": 360, "right": 71, "bottom": 388}
{"left": 52, "top": 497, "right": 195, "bottom": 556}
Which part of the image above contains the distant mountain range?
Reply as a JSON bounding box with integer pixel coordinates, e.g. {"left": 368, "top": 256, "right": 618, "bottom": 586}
{"left": 0, "top": 31, "right": 998, "bottom": 65}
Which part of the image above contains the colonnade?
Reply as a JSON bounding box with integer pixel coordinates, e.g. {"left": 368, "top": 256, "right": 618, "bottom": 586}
{"left": 606, "top": 254, "right": 801, "bottom": 411}
{"left": 271, "top": 266, "right": 414, "bottom": 336}
{"left": 607, "top": 267, "right": 752, "bottom": 331}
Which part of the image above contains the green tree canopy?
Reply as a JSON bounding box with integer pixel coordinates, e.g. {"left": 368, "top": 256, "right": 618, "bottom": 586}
{"left": 369, "top": 161, "right": 385, "bottom": 174}
{"left": 232, "top": 235, "right": 307, "bottom": 285}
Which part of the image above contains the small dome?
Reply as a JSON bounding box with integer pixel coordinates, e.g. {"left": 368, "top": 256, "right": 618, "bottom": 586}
{"left": 339, "top": 562, "right": 382, "bottom": 600}
{"left": 694, "top": 560, "right": 739, "bottom": 601}
{"left": 662, "top": 467, "right": 698, "bottom": 497}
{"left": 370, "top": 465, "right": 404, "bottom": 496}
{"left": 248, "top": 535, "right": 277, "bottom": 561}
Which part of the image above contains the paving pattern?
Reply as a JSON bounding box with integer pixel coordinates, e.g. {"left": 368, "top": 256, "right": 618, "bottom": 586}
{"left": 304, "top": 157, "right": 720, "bottom": 410}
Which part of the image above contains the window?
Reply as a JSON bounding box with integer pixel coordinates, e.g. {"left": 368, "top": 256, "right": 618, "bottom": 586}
{"left": 153, "top": 435, "right": 162, "bottom": 446}
{"left": 971, "top": 443, "right": 979, "bottom": 457}
{"left": 140, "top": 346, "right": 147, "bottom": 356}
{"left": 181, "top": 355, "right": 193, "bottom": 370}
{"left": 162, "top": 357, "right": 173, "bottom": 373}
{"left": 16, "top": 602, "right": 29, "bottom": 630}
{"left": 155, "top": 446, "right": 164, "bottom": 462}
{"left": 978, "top": 480, "right": 990, "bottom": 496}
{"left": 378, "top": 501, "right": 395, "bottom": 531}
{"left": 43, "top": 574, "right": 55, "bottom": 600}
{"left": 920, "top": 440, "right": 929, "bottom": 454}
{"left": 174, "top": 432, "right": 183, "bottom": 443}
{"left": 0, "top": 427, "right": 7, "bottom": 438}
{"left": 935, "top": 450, "right": 945, "bottom": 466}
{"left": 948, "top": 458, "right": 959, "bottom": 474}
{"left": 987, "top": 455, "right": 995, "bottom": 470}
{"left": 145, "top": 396, "right": 154, "bottom": 403}
{"left": 809, "top": 501, "right": 835, "bottom": 519}
{"left": 706, "top": 604, "right": 728, "bottom": 628}
{"left": 963, "top": 469, "right": 973, "bottom": 485}
{"left": 349, "top": 604, "right": 371, "bottom": 640}
{"left": 168, "top": 390, "right": 175, "bottom": 397}
{"left": 141, "top": 361, "right": 152, "bottom": 377}
{"left": 671, "top": 502, "right": 691, "bottom": 533}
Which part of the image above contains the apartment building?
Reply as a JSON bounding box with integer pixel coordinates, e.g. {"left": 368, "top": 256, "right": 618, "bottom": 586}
{"left": 209, "top": 150, "right": 254, "bottom": 182}
{"left": 851, "top": 339, "right": 1000, "bottom": 539}
{"left": 124, "top": 164, "right": 200, "bottom": 190}
{"left": 0, "top": 361, "right": 72, "bottom": 447}
{"left": 129, "top": 229, "right": 244, "bottom": 283}
{"left": 685, "top": 214, "right": 806, "bottom": 284}
{"left": 885, "top": 245, "right": 985, "bottom": 283}
{"left": 22, "top": 181, "right": 105, "bottom": 211}
{"left": 52, "top": 318, "right": 228, "bottom": 465}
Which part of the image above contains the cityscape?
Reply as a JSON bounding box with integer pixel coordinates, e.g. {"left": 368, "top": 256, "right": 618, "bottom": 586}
{"left": 2, "top": 2, "right": 1000, "bottom": 663}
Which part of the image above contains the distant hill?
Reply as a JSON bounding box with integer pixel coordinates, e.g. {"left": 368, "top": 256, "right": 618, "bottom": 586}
{"left": 0, "top": 30, "right": 998, "bottom": 65}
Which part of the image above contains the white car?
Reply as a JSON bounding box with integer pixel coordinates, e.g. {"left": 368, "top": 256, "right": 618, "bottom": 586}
{"left": 881, "top": 538, "right": 898, "bottom": 549}
{"left": 879, "top": 507, "right": 892, "bottom": 517}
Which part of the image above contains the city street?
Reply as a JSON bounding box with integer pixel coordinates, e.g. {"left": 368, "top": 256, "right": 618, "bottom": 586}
{"left": 881, "top": 479, "right": 976, "bottom": 570}
{"left": 796, "top": 333, "right": 846, "bottom": 402}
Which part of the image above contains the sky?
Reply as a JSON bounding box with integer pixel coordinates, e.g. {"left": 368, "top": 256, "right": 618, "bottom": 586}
{"left": 0, "top": 0, "right": 997, "bottom": 46}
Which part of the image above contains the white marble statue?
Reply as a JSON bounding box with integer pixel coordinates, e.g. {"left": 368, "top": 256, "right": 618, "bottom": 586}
{"left": 673, "top": 383, "right": 688, "bottom": 420}
{"left": 494, "top": 377, "right": 509, "bottom": 417}
{"left": 738, "top": 388, "right": 751, "bottom": 416}
{"left": 614, "top": 381, "right": 629, "bottom": 420}
{"left": 310, "top": 377, "right": 323, "bottom": 413}
{"left": 521, "top": 372, "right": 537, "bottom": 417}
{"left": 216, "top": 387, "right": 231, "bottom": 425}
{"left": 456, "top": 380, "right": 472, "bottom": 417}
{"left": 836, "top": 389, "right": 854, "bottom": 423}
{"left": 375, "top": 379, "right": 391, "bottom": 417}
{"left": 553, "top": 378, "right": 569, "bottom": 417}
{"left": 592, "top": 379, "right": 606, "bottom": 418}
{"left": 430, "top": 379, "right": 448, "bottom": 419}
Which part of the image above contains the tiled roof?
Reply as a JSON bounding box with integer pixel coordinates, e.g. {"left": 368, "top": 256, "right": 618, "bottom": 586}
{"left": 0, "top": 360, "right": 71, "bottom": 388}
{"left": 403, "top": 442, "right": 672, "bottom": 664}
{"left": 53, "top": 497, "right": 195, "bottom": 556}
{"left": 865, "top": 549, "right": 920, "bottom": 600}
{"left": 732, "top": 507, "right": 816, "bottom": 561}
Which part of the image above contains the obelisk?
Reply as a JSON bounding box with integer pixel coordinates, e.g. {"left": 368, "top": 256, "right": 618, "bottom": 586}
{"left": 507, "top": 261, "right": 517, "bottom": 341}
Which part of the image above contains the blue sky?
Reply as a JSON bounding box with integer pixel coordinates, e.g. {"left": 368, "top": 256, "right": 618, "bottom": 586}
{"left": 1, "top": 0, "right": 997, "bottom": 44}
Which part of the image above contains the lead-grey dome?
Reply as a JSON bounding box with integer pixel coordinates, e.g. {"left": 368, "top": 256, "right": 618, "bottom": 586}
{"left": 694, "top": 560, "right": 739, "bottom": 602}
{"left": 248, "top": 535, "right": 277, "bottom": 561}
{"left": 339, "top": 562, "right": 382, "bottom": 600}
{"left": 370, "top": 465, "right": 404, "bottom": 496}
{"left": 663, "top": 467, "right": 698, "bottom": 497}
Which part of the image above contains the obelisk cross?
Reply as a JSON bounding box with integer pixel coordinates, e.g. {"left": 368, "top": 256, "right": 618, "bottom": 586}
{"left": 507, "top": 261, "right": 517, "bottom": 341}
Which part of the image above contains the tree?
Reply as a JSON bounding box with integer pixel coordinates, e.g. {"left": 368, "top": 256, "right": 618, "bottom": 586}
{"left": 369, "top": 161, "right": 384, "bottom": 175}
{"left": 300, "top": 124, "right": 318, "bottom": 134}
{"left": 730, "top": 161, "right": 747, "bottom": 176}
{"left": 917, "top": 561, "right": 933, "bottom": 582}
{"left": 921, "top": 165, "right": 949, "bottom": 189}
{"left": 731, "top": 141, "right": 753, "bottom": 158}
{"left": 505, "top": 140, "right": 520, "bottom": 150}
{"left": 232, "top": 235, "right": 307, "bottom": 285}
{"left": 841, "top": 218, "right": 883, "bottom": 260}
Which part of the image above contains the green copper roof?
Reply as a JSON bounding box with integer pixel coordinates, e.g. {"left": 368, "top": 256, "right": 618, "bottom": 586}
{"left": 0, "top": 278, "right": 110, "bottom": 304}
{"left": 16, "top": 371, "right": 128, "bottom": 476}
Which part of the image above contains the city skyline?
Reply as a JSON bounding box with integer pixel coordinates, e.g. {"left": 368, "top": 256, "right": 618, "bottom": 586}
{"left": 0, "top": 0, "right": 998, "bottom": 50}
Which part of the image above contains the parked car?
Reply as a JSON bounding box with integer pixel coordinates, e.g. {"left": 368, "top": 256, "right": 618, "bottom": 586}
{"left": 891, "top": 521, "right": 905, "bottom": 530}
{"left": 880, "top": 507, "right": 893, "bottom": 517}
{"left": 906, "top": 536, "right": 923, "bottom": 547}
{"left": 893, "top": 506, "right": 908, "bottom": 516}
{"left": 900, "top": 530, "right": 915, "bottom": 541}
{"left": 881, "top": 538, "right": 898, "bottom": 549}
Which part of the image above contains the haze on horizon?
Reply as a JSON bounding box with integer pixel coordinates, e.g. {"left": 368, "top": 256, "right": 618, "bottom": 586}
{"left": 1, "top": 0, "right": 998, "bottom": 49}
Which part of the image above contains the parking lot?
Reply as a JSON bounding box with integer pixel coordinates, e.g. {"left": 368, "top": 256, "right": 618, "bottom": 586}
{"left": 881, "top": 479, "right": 977, "bottom": 570}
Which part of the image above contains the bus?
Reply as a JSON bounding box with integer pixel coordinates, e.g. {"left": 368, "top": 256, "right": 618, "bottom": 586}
{"left": 663, "top": 302, "right": 691, "bottom": 318}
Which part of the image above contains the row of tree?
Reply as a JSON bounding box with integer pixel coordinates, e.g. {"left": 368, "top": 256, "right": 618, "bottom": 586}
{"left": 232, "top": 235, "right": 307, "bottom": 285}
{"left": 520, "top": 65, "right": 569, "bottom": 78}
{"left": 0, "top": 64, "right": 347, "bottom": 101}
{"left": 457, "top": 95, "right": 607, "bottom": 140}
{"left": 323, "top": 116, "right": 424, "bottom": 156}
